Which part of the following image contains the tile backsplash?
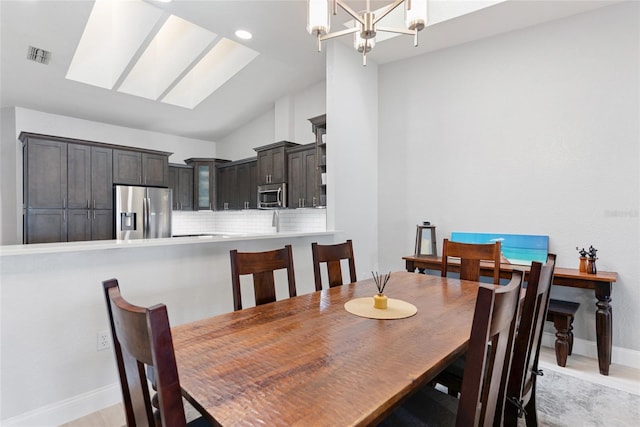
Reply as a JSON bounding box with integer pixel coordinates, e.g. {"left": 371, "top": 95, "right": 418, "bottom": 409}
{"left": 172, "top": 209, "right": 327, "bottom": 235}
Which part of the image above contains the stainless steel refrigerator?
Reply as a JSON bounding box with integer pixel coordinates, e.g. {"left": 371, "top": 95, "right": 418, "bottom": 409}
{"left": 114, "top": 185, "right": 172, "bottom": 240}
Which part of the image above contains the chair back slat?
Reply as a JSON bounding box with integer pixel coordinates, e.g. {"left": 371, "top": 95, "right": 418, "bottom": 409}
{"left": 442, "top": 239, "right": 502, "bottom": 284}
{"left": 103, "top": 279, "right": 188, "bottom": 427}
{"left": 230, "top": 245, "right": 296, "bottom": 311}
{"left": 501, "top": 254, "right": 557, "bottom": 426}
{"left": 311, "top": 240, "right": 357, "bottom": 291}
{"left": 456, "top": 270, "right": 523, "bottom": 427}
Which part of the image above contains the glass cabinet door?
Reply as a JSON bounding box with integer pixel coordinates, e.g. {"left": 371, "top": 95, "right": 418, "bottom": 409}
{"left": 197, "top": 164, "right": 211, "bottom": 209}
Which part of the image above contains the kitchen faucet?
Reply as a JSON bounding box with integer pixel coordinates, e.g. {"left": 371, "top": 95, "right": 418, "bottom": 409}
{"left": 272, "top": 210, "right": 280, "bottom": 232}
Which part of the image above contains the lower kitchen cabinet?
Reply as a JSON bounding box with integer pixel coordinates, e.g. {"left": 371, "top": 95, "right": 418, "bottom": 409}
{"left": 68, "top": 209, "right": 113, "bottom": 241}
{"left": 25, "top": 209, "right": 66, "bottom": 244}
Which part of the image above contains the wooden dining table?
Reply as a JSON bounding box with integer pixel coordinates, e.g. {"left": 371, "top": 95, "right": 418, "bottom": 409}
{"left": 171, "top": 271, "right": 490, "bottom": 427}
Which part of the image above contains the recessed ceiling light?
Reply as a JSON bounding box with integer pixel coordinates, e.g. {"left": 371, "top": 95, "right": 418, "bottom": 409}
{"left": 235, "top": 30, "right": 252, "bottom": 40}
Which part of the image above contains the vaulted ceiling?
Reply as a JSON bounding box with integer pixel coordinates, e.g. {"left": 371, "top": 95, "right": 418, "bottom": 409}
{"left": 0, "top": 0, "right": 619, "bottom": 142}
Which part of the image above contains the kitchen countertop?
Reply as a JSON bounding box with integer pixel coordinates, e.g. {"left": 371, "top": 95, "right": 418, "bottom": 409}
{"left": 0, "top": 231, "right": 335, "bottom": 257}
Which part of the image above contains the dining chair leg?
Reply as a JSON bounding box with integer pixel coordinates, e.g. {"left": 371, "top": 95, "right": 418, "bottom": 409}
{"left": 524, "top": 388, "right": 538, "bottom": 427}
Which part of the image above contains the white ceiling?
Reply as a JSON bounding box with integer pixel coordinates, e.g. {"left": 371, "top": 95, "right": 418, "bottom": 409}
{"left": 0, "top": 0, "right": 620, "bottom": 142}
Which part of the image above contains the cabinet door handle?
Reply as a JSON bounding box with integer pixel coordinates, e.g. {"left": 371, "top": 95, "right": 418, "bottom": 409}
{"left": 87, "top": 211, "right": 90, "bottom": 220}
{"left": 63, "top": 197, "right": 66, "bottom": 209}
{"left": 87, "top": 200, "right": 90, "bottom": 209}
{"left": 93, "top": 200, "right": 96, "bottom": 210}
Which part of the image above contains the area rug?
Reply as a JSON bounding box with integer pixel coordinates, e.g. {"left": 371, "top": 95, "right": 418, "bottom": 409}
{"left": 535, "top": 369, "right": 640, "bottom": 427}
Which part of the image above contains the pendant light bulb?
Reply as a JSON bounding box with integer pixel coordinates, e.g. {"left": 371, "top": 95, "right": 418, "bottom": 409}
{"left": 405, "top": 0, "right": 428, "bottom": 31}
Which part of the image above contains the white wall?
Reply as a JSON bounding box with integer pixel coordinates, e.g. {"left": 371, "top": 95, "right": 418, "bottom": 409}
{"left": 13, "top": 107, "right": 217, "bottom": 164}
{"left": 216, "top": 109, "right": 275, "bottom": 160}
{"left": 378, "top": 2, "right": 640, "bottom": 352}
{"left": 217, "top": 81, "right": 326, "bottom": 160}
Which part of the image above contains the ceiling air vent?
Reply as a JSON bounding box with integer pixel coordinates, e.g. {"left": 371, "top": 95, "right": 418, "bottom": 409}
{"left": 27, "top": 46, "right": 51, "bottom": 65}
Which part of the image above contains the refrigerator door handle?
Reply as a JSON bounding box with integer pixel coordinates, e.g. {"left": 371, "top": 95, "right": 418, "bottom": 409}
{"left": 142, "top": 197, "right": 149, "bottom": 238}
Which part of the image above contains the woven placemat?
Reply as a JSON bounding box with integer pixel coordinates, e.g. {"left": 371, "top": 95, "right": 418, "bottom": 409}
{"left": 344, "top": 297, "right": 418, "bottom": 319}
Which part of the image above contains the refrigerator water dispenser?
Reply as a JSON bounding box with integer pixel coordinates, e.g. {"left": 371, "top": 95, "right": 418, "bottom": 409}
{"left": 120, "top": 212, "right": 136, "bottom": 231}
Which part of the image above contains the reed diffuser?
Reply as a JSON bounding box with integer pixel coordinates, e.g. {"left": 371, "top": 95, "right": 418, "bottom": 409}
{"left": 372, "top": 271, "right": 391, "bottom": 309}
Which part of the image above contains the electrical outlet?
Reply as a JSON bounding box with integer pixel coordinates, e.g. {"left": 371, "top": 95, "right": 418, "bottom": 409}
{"left": 97, "top": 331, "right": 111, "bottom": 351}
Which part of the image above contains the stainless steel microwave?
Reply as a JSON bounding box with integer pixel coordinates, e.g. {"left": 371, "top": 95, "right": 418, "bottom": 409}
{"left": 258, "top": 183, "right": 287, "bottom": 209}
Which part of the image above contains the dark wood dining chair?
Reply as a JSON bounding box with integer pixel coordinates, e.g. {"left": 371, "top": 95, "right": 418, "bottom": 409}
{"left": 501, "top": 254, "right": 557, "bottom": 426}
{"left": 102, "top": 279, "right": 211, "bottom": 427}
{"left": 230, "top": 244, "right": 297, "bottom": 311}
{"left": 379, "top": 270, "right": 524, "bottom": 427}
{"left": 311, "top": 239, "right": 357, "bottom": 291}
{"left": 441, "top": 238, "right": 502, "bottom": 284}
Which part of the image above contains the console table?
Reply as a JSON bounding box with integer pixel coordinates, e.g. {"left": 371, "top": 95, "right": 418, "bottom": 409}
{"left": 403, "top": 255, "right": 618, "bottom": 375}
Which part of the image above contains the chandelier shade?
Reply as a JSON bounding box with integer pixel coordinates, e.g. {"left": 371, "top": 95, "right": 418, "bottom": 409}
{"left": 307, "top": 0, "right": 428, "bottom": 65}
{"left": 307, "top": 0, "right": 330, "bottom": 35}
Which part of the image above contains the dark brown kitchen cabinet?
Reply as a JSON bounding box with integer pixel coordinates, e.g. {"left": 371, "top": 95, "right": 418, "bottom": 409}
{"left": 67, "top": 144, "right": 113, "bottom": 241}
{"left": 20, "top": 132, "right": 160, "bottom": 243}
{"left": 216, "top": 163, "right": 238, "bottom": 210}
{"left": 23, "top": 137, "right": 67, "bottom": 209}
{"left": 237, "top": 159, "right": 257, "bottom": 209}
{"left": 67, "top": 209, "right": 113, "bottom": 242}
{"left": 216, "top": 158, "right": 257, "bottom": 210}
{"left": 25, "top": 209, "right": 66, "bottom": 244}
{"left": 68, "top": 144, "right": 113, "bottom": 210}
{"left": 143, "top": 152, "right": 169, "bottom": 186}
{"left": 309, "top": 114, "right": 327, "bottom": 207}
{"left": 168, "top": 164, "right": 194, "bottom": 211}
{"left": 112, "top": 149, "right": 141, "bottom": 185}
{"left": 255, "top": 141, "right": 298, "bottom": 185}
{"left": 185, "top": 158, "right": 230, "bottom": 210}
{"left": 288, "top": 144, "right": 317, "bottom": 208}
{"left": 113, "top": 149, "right": 169, "bottom": 186}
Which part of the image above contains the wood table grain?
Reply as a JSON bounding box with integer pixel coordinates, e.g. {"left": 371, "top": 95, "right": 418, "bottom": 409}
{"left": 172, "top": 271, "right": 486, "bottom": 427}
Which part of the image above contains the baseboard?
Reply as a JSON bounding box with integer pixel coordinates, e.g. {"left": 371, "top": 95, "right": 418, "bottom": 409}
{"left": 1, "top": 383, "right": 121, "bottom": 427}
{"left": 542, "top": 332, "right": 640, "bottom": 370}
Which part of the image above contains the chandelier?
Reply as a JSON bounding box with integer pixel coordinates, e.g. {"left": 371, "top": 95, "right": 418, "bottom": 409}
{"left": 307, "top": 0, "right": 428, "bottom": 65}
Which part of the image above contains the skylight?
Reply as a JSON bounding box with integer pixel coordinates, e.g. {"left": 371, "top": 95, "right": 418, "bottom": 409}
{"left": 66, "top": 0, "right": 258, "bottom": 109}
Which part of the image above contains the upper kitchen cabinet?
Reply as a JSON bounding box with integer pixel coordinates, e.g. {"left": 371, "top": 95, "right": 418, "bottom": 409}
{"left": 168, "top": 164, "right": 194, "bottom": 211}
{"left": 287, "top": 144, "right": 317, "bottom": 208}
{"left": 185, "top": 158, "right": 230, "bottom": 210}
{"left": 254, "top": 141, "right": 298, "bottom": 185}
{"left": 216, "top": 157, "right": 257, "bottom": 210}
{"left": 68, "top": 144, "right": 113, "bottom": 210}
{"left": 309, "top": 114, "right": 327, "bottom": 207}
{"left": 113, "top": 149, "right": 170, "bottom": 187}
{"left": 216, "top": 162, "right": 238, "bottom": 210}
{"left": 23, "top": 136, "right": 67, "bottom": 209}
{"left": 237, "top": 158, "right": 258, "bottom": 209}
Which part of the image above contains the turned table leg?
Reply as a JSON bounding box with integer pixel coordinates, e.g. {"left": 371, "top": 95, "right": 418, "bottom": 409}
{"left": 552, "top": 315, "right": 571, "bottom": 367}
{"left": 595, "top": 281, "right": 612, "bottom": 376}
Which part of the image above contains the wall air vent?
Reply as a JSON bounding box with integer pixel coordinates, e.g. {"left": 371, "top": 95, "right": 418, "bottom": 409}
{"left": 27, "top": 46, "right": 51, "bottom": 65}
